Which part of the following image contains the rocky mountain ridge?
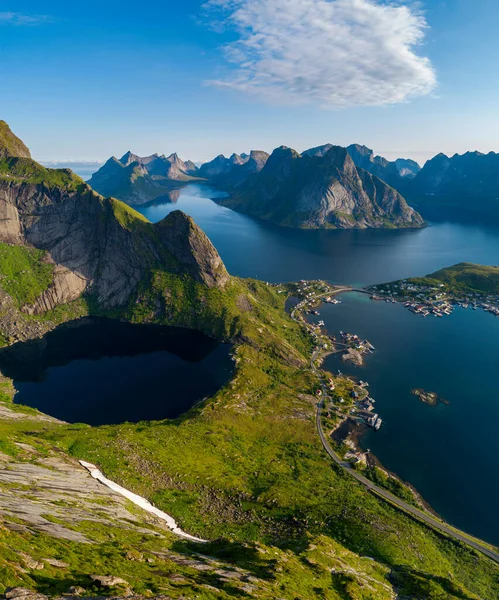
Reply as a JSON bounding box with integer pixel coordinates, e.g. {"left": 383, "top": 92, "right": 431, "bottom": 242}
{"left": 0, "top": 126, "right": 229, "bottom": 316}
{"left": 198, "top": 150, "right": 270, "bottom": 187}
{"left": 88, "top": 150, "right": 201, "bottom": 205}
{"left": 218, "top": 144, "right": 424, "bottom": 229}
{"left": 304, "top": 143, "right": 421, "bottom": 190}
{"left": 407, "top": 150, "right": 499, "bottom": 217}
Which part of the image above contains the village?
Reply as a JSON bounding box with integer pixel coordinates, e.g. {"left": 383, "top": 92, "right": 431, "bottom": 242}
{"left": 288, "top": 280, "right": 383, "bottom": 467}
{"left": 368, "top": 279, "right": 499, "bottom": 318}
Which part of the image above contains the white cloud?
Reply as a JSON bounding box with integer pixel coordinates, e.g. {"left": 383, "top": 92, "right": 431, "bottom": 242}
{"left": 0, "top": 12, "right": 51, "bottom": 25}
{"left": 203, "top": 0, "right": 436, "bottom": 108}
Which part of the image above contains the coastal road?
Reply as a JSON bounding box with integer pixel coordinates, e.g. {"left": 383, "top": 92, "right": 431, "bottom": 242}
{"left": 291, "top": 285, "right": 499, "bottom": 565}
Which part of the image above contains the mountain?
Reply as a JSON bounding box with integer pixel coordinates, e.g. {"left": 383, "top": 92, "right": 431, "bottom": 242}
{"left": 0, "top": 120, "right": 31, "bottom": 159}
{"left": 345, "top": 144, "right": 421, "bottom": 188}
{"left": 303, "top": 143, "right": 420, "bottom": 190}
{"left": 424, "top": 262, "right": 499, "bottom": 294}
{"left": 219, "top": 145, "right": 424, "bottom": 229}
{"left": 0, "top": 134, "right": 228, "bottom": 316}
{"left": 408, "top": 151, "right": 499, "bottom": 217}
{"left": 0, "top": 123, "right": 495, "bottom": 599}
{"left": 199, "top": 150, "right": 269, "bottom": 187}
{"left": 88, "top": 150, "right": 201, "bottom": 205}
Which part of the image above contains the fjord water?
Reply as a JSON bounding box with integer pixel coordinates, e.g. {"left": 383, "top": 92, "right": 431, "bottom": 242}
{"left": 320, "top": 293, "right": 499, "bottom": 546}
{"left": 5, "top": 319, "right": 233, "bottom": 426}
{"left": 138, "top": 184, "right": 499, "bottom": 285}
{"left": 139, "top": 184, "right": 499, "bottom": 546}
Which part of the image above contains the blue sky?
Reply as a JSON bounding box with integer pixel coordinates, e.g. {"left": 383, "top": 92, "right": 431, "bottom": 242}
{"left": 1, "top": 0, "right": 498, "bottom": 165}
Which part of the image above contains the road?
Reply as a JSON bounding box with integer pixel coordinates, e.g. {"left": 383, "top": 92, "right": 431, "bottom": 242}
{"left": 291, "top": 285, "right": 499, "bottom": 565}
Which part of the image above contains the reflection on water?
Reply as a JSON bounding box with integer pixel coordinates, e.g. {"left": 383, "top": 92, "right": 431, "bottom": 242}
{"left": 4, "top": 318, "right": 234, "bottom": 426}
{"left": 137, "top": 184, "right": 499, "bottom": 286}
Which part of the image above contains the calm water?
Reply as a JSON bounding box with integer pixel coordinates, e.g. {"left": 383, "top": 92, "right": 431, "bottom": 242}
{"left": 138, "top": 183, "right": 499, "bottom": 286}
{"left": 318, "top": 293, "right": 499, "bottom": 546}
{"left": 5, "top": 319, "right": 233, "bottom": 426}
{"left": 139, "top": 184, "right": 499, "bottom": 545}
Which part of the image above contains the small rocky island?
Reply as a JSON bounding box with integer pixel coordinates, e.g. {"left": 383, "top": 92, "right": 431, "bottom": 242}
{"left": 412, "top": 388, "right": 450, "bottom": 406}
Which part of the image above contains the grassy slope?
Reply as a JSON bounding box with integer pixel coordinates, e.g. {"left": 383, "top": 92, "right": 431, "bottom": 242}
{"left": 0, "top": 191, "right": 496, "bottom": 596}
{"left": 0, "top": 244, "right": 54, "bottom": 307}
{"left": 0, "top": 121, "right": 31, "bottom": 158}
{"left": 423, "top": 262, "right": 499, "bottom": 294}
{"left": 38, "top": 279, "right": 499, "bottom": 598}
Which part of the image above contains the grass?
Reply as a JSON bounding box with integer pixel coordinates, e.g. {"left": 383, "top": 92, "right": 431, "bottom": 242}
{"left": 0, "top": 159, "right": 496, "bottom": 596}
{"left": 0, "top": 157, "right": 85, "bottom": 191}
{"left": 423, "top": 262, "right": 499, "bottom": 294}
{"left": 0, "top": 243, "right": 54, "bottom": 307}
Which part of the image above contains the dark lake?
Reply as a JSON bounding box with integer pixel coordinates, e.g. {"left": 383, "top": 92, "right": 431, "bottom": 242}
{"left": 138, "top": 184, "right": 499, "bottom": 546}
{"left": 4, "top": 318, "right": 233, "bottom": 426}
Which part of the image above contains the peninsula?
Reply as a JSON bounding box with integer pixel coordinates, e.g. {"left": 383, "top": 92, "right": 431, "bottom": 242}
{"left": 0, "top": 122, "right": 496, "bottom": 599}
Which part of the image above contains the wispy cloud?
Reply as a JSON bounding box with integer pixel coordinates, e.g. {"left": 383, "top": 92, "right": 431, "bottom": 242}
{"left": 0, "top": 12, "right": 52, "bottom": 26}
{"left": 203, "top": 0, "right": 437, "bottom": 108}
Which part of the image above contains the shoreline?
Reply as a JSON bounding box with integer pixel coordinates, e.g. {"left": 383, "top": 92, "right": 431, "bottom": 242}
{"left": 308, "top": 290, "right": 442, "bottom": 518}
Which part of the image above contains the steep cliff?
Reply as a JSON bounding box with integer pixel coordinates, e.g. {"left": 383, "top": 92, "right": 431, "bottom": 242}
{"left": 0, "top": 129, "right": 229, "bottom": 316}
{"left": 220, "top": 145, "right": 424, "bottom": 229}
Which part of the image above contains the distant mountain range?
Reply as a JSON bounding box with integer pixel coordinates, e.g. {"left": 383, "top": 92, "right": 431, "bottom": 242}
{"left": 406, "top": 151, "right": 499, "bottom": 217}
{"left": 87, "top": 141, "right": 499, "bottom": 225}
{"left": 217, "top": 145, "right": 424, "bottom": 229}
{"left": 88, "top": 151, "right": 201, "bottom": 205}
{"left": 198, "top": 150, "right": 270, "bottom": 187}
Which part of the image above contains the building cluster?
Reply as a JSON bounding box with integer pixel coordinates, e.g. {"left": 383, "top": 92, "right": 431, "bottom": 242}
{"left": 369, "top": 280, "right": 499, "bottom": 318}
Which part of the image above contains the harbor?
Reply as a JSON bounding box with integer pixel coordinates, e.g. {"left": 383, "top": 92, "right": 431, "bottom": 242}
{"left": 289, "top": 281, "right": 385, "bottom": 454}
{"left": 368, "top": 279, "right": 499, "bottom": 318}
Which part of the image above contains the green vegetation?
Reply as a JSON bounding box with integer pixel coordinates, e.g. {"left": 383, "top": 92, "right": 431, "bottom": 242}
{"left": 0, "top": 243, "right": 54, "bottom": 307}
{"left": 0, "top": 144, "right": 496, "bottom": 596}
{"left": 0, "top": 120, "right": 31, "bottom": 159}
{"left": 0, "top": 156, "right": 86, "bottom": 191}
{"left": 423, "top": 262, "right": 499, "bottom": 294}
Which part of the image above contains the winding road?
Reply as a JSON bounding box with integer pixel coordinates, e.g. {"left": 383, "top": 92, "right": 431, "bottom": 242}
{"left": 291, "top": 285, "right": 499, "bottom": 565}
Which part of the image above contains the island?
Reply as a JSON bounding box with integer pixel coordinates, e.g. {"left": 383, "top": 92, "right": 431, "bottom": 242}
{"left": 0, "top": 122, "right": 496, "bottom": 599}
{"left": 411, "top": 389, "right": 450, "bottom": 406}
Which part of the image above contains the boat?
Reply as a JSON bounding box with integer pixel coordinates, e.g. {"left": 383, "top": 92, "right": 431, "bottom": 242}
{"left": 374, "top": 418, "right": 382, "bottom": 431}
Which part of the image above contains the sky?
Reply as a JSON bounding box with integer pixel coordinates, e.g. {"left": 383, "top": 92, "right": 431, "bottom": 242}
{"left": 1, "top": 0, "right": 498, "bottom": 166}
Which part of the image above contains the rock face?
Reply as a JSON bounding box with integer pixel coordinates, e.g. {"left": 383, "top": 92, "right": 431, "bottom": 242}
{"left": 0, "top": 125, "right": 229, "bottom": 315}
{"left": 88, "top": 150, "right": 200, "bottom": 205}
{"left": 199, "top": 150, "right": 269, "bottom": 188}
{"left": 345, "top": 144, "right": 420, "bottom": 189}
{"left": 0, "top": 121, "right": 31, "bottom": 159}
{"left": 219, "top": 145, "right": 424, "bottom": 229}
{"left": 408, "top": 151, "right": 499, "bottom": 217}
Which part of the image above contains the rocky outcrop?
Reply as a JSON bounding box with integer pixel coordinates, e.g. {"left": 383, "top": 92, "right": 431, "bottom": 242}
{"left": 156, "top": 211, "right": 230, "bottom": 288}
{"left": 0, "top": 132, "right": 230, "bottom": 315}
{"left": 219, "top": 145, "right": 424, "bottom": 229}
{"left": 88, "top": 150, "right": 200, "bottom": 205}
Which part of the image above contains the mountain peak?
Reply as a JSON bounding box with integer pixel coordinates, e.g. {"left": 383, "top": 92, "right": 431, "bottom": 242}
{"left": 156, "top": 210, "right": 230, "bottom": 288}
{"left": 0, "top": 121, "right": 31, "bottom": 159}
